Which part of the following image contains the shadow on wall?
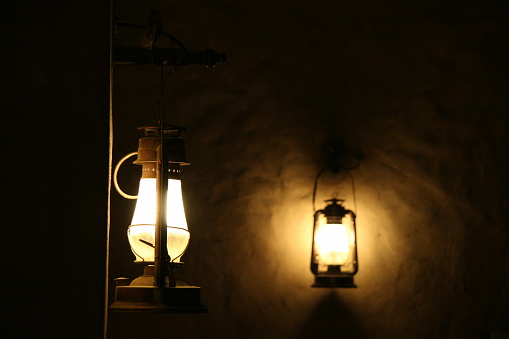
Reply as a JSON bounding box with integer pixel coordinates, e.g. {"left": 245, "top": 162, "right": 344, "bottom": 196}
{"left": 296, "top": 291, "right": 367, "bottom": 339}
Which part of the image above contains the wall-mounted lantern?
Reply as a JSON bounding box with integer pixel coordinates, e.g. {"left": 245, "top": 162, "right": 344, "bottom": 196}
{"left": 108, "top": 9, "right": 225, "bottom": 312}
{"left": 110, "top": 125, "right": 207, "bottom": 312}
{"left": 310, "top": 141, "right": 360, "bottom": 288}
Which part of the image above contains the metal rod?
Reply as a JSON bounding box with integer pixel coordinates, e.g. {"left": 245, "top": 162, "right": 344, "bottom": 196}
{"left": 154, "top": 140, "right": 169, "bottom": 287}
{"left": 104, "top": 0, "right": 114, "bottom": 335}
{"left": 153, "top": 51, "right": 168, "bottom": 288}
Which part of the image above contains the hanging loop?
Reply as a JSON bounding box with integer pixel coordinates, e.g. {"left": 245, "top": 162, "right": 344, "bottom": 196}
{"left": 312, "top": 167, "right": 357, "bottom": 215}
{"left": 113, "top": 152, "right": 138, "bottom": 200}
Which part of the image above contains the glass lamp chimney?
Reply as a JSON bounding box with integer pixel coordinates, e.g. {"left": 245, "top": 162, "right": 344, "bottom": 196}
{"left": 128, "top": 126, "right": 190, "bottom": 263}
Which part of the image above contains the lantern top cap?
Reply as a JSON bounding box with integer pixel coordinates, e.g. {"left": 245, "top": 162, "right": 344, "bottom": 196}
{"left": 323, "top": 197, "right": 348, "bottom": 218}
{"left": 138, "top": 125, "right": 188, "bottom": 137}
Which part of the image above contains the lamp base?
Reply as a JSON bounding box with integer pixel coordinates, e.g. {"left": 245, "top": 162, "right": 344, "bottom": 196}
{"left": 312, "top": 276, "right": 357, "bottom": 288}
{"left": 109, "top": 285, "right": 207, "bottom": 313}
{"left": 109, "top": 265, "right": 207, "bottom": 313}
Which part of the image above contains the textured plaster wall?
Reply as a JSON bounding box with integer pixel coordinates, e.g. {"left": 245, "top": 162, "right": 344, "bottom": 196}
{"left": 108, "top": 1, "right": 509, "bottom": 338}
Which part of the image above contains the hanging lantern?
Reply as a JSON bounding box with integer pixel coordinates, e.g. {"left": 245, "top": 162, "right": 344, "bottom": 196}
{"left": 311, "top": 197, "right": 358, "bottom": 288}
{"left": 110, "top": 126, "right": 206, "bottom": 312}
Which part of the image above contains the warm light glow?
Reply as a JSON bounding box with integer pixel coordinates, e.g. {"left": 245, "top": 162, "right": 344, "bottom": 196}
{"left": 128, "top": 178, "right": 190, "bottom": 262}
{"left": 314, "top": 223, "right": 349, "bottom": 265}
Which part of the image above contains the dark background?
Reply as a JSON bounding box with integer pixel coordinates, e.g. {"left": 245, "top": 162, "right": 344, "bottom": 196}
{"left": 3, "top": 0, "right": 509, "bottom": 338}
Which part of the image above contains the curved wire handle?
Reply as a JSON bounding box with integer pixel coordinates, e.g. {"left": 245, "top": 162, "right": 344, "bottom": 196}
{"left": 312, "top": 167, "right": 327, "bottom": 212}
{"left": 312, "top": 167, "right": 357, "bottom": 214}
{"left": 313, "top": 141, "right": 360, "bottom": 213}
{"left": 113, "top": 152, "right": 138, "bottom": 200}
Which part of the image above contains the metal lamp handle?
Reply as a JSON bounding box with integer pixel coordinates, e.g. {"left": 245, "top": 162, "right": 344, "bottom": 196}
{"left": 113, "top": 152, "right": 138, "bottom": 200}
